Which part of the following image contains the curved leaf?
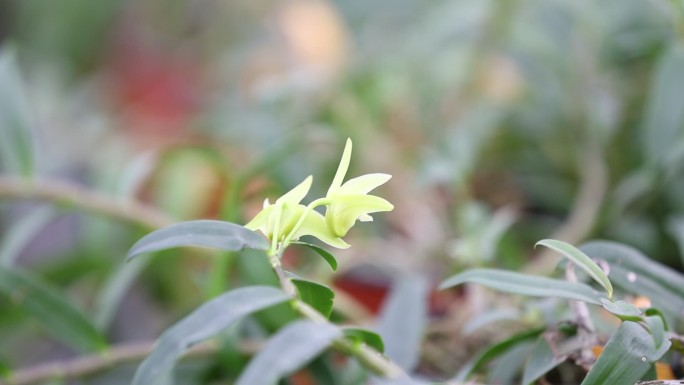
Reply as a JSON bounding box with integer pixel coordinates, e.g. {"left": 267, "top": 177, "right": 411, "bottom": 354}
{"left": 235, "top": 320, "right": 341, "bottom": 385}
{"left": 343, "top": 327, "right": 385, "bottom": 353}
{"left": 580, "top": 241, "right": 684, "bottom": 324}
{"left": 377, "top": 275, "right": 429, "bottom": 371}
{"left": 293, "top": 241, "right": 338, "bottom": 271}
{"left": 522, "top": 335, "right": 568, "bottom": 385}
{"left": 127, "top": 220, "right": 269, "bottom": 261}
{"left": 581, "top": 320, "right": 671, "bottom": 385}
{"left": 439, "top": 269, "right": 603, "bottom": 305}
{"left": 453, "top": 328, "right": 544, "bottom": 382}
{"left": 599, "top": 299, "right": 642, "bottom": 321}
{"left": 536, "top": 239, "right": 613, "bottom": 299}
{"left": 132, "top": 286, "right": 289, "bottom": 385}
{"left": 292, "top": 278, "right": 335, "bottom": 318}
{"left": 0, "top": 267, "right": 107, "bottom": 352}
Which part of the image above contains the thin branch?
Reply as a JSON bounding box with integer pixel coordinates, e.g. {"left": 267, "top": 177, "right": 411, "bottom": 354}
{"left": 0, "top": 340, "right": 236, "bottom": 385}
{"left": 0, "top": 176, "right": 174, "bottom": 230}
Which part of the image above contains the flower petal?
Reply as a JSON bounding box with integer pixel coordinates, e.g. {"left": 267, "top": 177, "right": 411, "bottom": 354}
{"left": 245, "top": 205, "right": 274, "bottom": 234}
{"left": 293, "top": 210, "right": 350, "bottom": 249}
{"left": 338, "top": 173, "right": 392, "bottom": 195}
{"left": 327, "top": 138, "right": 352, "bottom": 196}
{"left": 326, "top": 194, "right": 394, "bottom": 237}
{"left": 277, "top": 175, "right": 313, "bottom": 205}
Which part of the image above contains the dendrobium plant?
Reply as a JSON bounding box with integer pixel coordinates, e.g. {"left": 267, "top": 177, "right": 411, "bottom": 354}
{"left": 246, "top": 138, "right": 393, "bottom": 256}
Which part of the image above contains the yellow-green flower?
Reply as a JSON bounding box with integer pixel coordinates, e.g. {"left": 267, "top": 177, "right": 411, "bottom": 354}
{"left": 324, "top": 139, "right": 394, "bottom": 237}
{"left": 245, "top": 176, "right": 349, "bottom": 250}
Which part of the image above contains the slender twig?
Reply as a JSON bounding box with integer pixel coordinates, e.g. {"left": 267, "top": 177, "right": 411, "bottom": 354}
{"left": 0, "top": 340, "right": 244, "bottom": 385}
{"left": 0, "top": 176, "right": 174, "bottom": 229}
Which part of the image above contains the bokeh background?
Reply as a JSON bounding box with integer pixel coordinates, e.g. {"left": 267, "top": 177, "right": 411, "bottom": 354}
{"left": 1, "top": 0, "right": 684, "bottom": 383}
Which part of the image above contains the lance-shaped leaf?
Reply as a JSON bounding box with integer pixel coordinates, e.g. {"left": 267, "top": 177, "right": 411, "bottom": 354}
{"left": 127, "top": 220, "right": 269, "bottom": 261}
{"left": 293, "top": 241, "right": 338, "bottom": 271}
{"left": 132, "top": 286, "right": 289, "bottom": 385}
{"left": 439, "top": 269, "right": 603, "bottom": 305}
{"left": 343, "top": 327, "right": 385, "bottom": 353}
{"left": 0, "top": 267, "right": 107, "bottom": 352}
{"left": 535, "top": 239, "right": 613, "bottom": 299}
{"left": 581, "top": 320, "right": 671, "bottom": 385}
{"left": 235, "top": 320, "right": 341, "bottom": 385}
{"left": 292, "top": 278, "right": 335, "bottom": 318}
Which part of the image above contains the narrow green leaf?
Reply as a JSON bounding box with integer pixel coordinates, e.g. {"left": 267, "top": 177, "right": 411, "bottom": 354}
{"left": 343, "top": 327, "right": 385, "bottom": 353}
{"left": 644, "top": 314, "right": 668, "bottom": 352}
{"left": 0, "top": 45, "right": 34, "bottom": 176}
{"left": 0, "top": 206, "right": 56, "bottom": 267}
{"left": 535, "top": 239, "right": 613, "bottom": 299}
{"left": 522, "top": 335, "right": 568, "bottom": 385}
{"left": 293, "top": 241, "right": 338, "bottom": 271}
{"left": 439, "top": 269, "right": 603, "bottom": 305}
{"left": 127, "top": 220, "right": 269, "bottom": 261}
{"left": 580, "top": 241, "right": 684, "bottom": 324}
{"left": 132, "top": 286, "right": 289, "bottom": 385}
{"left": 291, "top": 278, "right": 335, "bottom": 318}
{"left": 599, "top": 299, "right": 642, "bottom": 321}
{"left": 452, "top": 328, "right": 544, "bottom": 382}
{"left": 235, "top": 320, "right": 341, "bottom": 385}
{"left": 581, "top": 321, "right": 671, "bottom": 385}
{"left": 377, "top": 275, "right": 429, "bottom": 371}
{"left": 0, "top": 267, "right": 107, "bottom": 352}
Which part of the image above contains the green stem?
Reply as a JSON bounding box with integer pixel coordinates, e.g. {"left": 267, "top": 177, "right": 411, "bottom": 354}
{"left": 269, "top": 247, "right": 406, "bottom": 379}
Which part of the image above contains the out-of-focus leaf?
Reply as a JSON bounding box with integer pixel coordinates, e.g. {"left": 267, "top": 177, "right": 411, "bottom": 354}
{"left": 536, "top": 239, "right": 613, "bottom": 298}
{"left": 452, "top": 328, "right": 544, "bottom": 382}
{"left": 234, "top": 320, "right": 341, "bottom": 385}
{"left": 580, "top": 241, "right": 684, "bottom": 325}
{"left": 291, "top": 278, "right": 335, "bottom": 318}
{"left": 666, "top": 215, "right": 684, "bottom": 267}
{"left": 0, "top": 267, "right": 107, "bottom": 352}
{"left": 463, "top": 308, "right": 521, "bottom": 334}
{"left": 127, "top": 220, "right": 269, "bottom": 261}
{"left": 439, "top": 269, "right": 603, "bottom": 305}
{"left": 581, "top": 320, "right": 671, "bottom": 385}
{"left": 132, "top": 286, "right": 289, "bottom": 385}
{"left": 93, "top": 259, "right": 148, "bottom": 330}
{"left": 642, "top": 44, "right": 684, "bottom": 167}
{"left": 343, "top": 327, "right": 385, "bottom": 353}
{"left": 0, "top": 206, "right": 56, "bottom": 267}
{"left": 293, "top": 241, "right": 338, "bottom": 271}
{"left": 488, "top": 341, "right": 535, "bottom": 385}
{"left": 0, "top": 46, "right": 34, "bottom": 176}
{"left": 599, "top": 298, "right": 642, "bottom": 321}
{"left": 376, "top": 275, "right": 429, "bottom": 371}
{"left": 522, "top": 335, "right": 568, "bottom": 385}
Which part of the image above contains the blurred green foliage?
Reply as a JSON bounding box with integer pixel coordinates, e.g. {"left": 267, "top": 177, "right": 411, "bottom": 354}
{"left": 1, "top": 0, "right": 684, "bottom": 383}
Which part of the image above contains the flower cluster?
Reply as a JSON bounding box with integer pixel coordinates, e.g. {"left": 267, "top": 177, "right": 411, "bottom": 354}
{"left": 245, "top": 139, "right": 393, "bottom": 254}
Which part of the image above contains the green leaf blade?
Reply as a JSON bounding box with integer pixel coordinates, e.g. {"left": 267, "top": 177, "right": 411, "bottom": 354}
{"left": 235, "top": 320, "right": 341, "bottom": 385}
{"left": 522, "top": 335, "right": 567, "bottom": 385}
{"left": 127, "top": 220, "right": 269, "bottom": 261}
{"left": 343, "top": 327, "right": 385, "bottom": 353}
{"left": 535, "top": 239, "right": 613, "bottom": 298}
{"left": 132, "top": 286, "right": 289, "bottom": 385}
{"left": 291, "top": 278, "right": 335, "bottom": 318}
{"left": 0, "top": 267, "right": 107, "bottom": 352}
{"left": 581, "top": 321, "right": 671, "bottom": 385}
{"left": 293, "top": 241, "right": 338, "bottom": 271}
{"left": 439, "top": 268, "right": 603, "bottom": 305}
